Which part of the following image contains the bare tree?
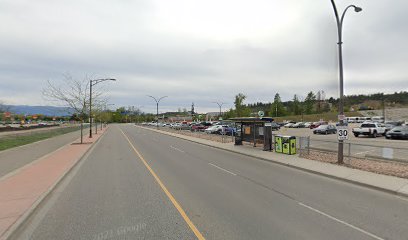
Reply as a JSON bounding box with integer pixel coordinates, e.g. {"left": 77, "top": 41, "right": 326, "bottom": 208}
{"left": 42, "top": 73, "right": 108, "bottom": 143}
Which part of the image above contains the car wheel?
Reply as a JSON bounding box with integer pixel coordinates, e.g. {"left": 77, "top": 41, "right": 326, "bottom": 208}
{"left": 325, "top": 130, "right": 328, "bottom": 135}
{"left": 372, "top": 131, "right": 377, "bottom": 138}
{"left": 354, "top": 133, "right": 359, "bottom": 137}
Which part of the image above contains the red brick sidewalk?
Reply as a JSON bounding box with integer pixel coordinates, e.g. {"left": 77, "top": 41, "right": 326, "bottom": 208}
{"left": 0, "top": 128, "right": 107, "bottom": 240}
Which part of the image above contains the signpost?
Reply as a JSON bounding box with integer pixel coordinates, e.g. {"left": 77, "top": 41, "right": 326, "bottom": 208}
{"left": 258, "top": 111, "right": 264, "bottom": 117}
{"left": 337, "top": 126, "right": 349, "bottom": 141}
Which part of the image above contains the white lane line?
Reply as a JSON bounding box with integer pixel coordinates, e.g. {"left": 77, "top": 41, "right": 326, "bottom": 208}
{"left": 208, "top": 163, "right": 237, "bottom": 176}
{"left": 170, "top": 145, "right": 185, "bottom": 153}
{"left": 298, "top": 202, "right": 385, "bottom": 240}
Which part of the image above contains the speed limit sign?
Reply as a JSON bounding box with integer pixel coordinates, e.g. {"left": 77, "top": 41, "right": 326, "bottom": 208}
{"left": 337, "top": 126, "right": 349, "bottom": 140}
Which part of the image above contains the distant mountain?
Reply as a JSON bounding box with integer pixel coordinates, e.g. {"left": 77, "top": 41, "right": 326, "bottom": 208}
{"left": 6, "top": 105, "right": 75, "bottom": 116}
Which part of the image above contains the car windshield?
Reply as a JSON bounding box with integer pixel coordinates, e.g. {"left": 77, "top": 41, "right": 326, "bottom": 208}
{"left": 361, "top": 124, "right": 376, "bottom": 128}
{"left": 392, "top": 126, "right": 408, "bottom": 131}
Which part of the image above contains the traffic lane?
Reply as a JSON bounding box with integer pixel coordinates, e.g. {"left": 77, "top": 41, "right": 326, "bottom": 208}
{"left": 0, "top": 130, "right": 82, "bottom": 178}
{"left": 123, "top": 126, "right": 383, "bottom": 240}
{"left": 19, "top": 126, "right": 196, "bottom": 240}
{"left": 129, "top": 126, "right": 408, "bottom": 240}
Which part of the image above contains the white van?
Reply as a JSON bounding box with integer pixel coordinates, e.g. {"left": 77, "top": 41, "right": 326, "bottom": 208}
{"left": 372, "top": 116, "right": 384, "bottom": 123}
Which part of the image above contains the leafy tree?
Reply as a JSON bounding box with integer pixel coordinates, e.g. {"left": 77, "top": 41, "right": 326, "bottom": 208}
{"left": 234, "top": 93, "right": 248, "bottom": 117}
{"left": 290, "top": 94, "right": 302, "bottom": 115}
{"left": 304, "top": 91, "right": 316, "bottom": 114}
{"left": 270, "top": 93, "right": 285, "bottom": 117}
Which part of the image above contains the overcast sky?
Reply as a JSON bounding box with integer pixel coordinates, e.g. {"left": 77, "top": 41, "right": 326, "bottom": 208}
{"left": 1, "top": 0, "right": 407, "bottom": 113}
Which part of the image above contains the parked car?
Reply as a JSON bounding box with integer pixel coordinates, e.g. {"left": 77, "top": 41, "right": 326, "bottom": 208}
{"left": 223, "top": 126, "right": 237, "bottom": 135}
{"left": 310, "top": 121, "right": 328, "bottom": 129}
{"left": 384, "top": 123, "right": 397, "bottom": 133}
{"left": 303, "top": 122, "right": 312, "bottom": 128}
{"left": 385, "top": 126, "right": 408, "bottom": 140}
{"left": 191, "top": 123, "right": 207, "bottom": 131}
{"left": 313, "top": 125, "right": 337, "bottom": 135}
{"left": 205, "top": 125, "right": 222, "bottom": 134}
{"left": 292, "top": 122, "right": 305, "bottom": 128}
{"left": 352, "top": 122, "right": 386, "bottom": 138}
{"left": 270, "top": 122, "right": 281, "bottom": 130}
{"left": 284, "top": 123, "right": 294, "bottom": 128}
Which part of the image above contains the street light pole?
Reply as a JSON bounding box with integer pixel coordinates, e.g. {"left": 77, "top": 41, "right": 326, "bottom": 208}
{"left": 89, "top": 78, "right": 116, "bottom": 138}
{"left": 330, "top": 0, "right": 362, "bottom": 164}
{"left": 213, "top": 102, "right": 225, "bottom": 120}
{"left": 147, "top": 95, "right": 168, "bottom": 129}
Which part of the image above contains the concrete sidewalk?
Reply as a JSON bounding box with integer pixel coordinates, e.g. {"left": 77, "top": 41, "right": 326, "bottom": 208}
{"left": 139, "top": 126, "right": 408, "bottom": 198}
{"left": 0, "top": 128, "right": 107, "bottom": 240}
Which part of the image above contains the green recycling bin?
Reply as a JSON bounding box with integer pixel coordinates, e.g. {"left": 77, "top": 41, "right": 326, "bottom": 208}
{"left": 282, "top": 136, "right": 296, "bottom": 155}
{"left": 275, "top": 135, "right": 283, "bottom": 153}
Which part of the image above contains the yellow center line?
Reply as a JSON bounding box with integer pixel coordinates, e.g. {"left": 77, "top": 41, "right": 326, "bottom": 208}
{"left": 119, "top": 128, "right": 205, "bottom": 240}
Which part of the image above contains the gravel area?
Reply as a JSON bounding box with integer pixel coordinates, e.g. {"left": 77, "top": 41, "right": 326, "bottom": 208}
{"left": 300, "top": 149, "right": 408, "bottom": 179}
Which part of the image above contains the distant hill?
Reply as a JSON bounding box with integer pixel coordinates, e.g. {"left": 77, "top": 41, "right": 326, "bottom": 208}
{"left": 6, "top": 105, "right": 75, "bottom": 116}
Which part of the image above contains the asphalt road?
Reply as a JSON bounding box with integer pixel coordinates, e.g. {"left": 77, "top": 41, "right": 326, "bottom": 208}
{"left": 14, "top": 124, "right": 408, "bottom": 240}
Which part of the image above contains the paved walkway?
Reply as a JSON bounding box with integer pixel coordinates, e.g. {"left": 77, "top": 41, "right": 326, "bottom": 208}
{"left": 0, "top": 130, "right": 83, "bottom": 179}
{"left": 0, "top": 128, "right": 107, "bottom": 240}
{"left": 140, "top": 126, "right": 408, "bottom": 197}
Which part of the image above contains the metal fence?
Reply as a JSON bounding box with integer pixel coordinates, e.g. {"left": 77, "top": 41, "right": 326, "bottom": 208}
{"left": 294, "top": 136, "right": 408, "bottom": 163}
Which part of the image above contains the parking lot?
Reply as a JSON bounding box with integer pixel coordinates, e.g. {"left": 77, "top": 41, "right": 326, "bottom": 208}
{"left": 142, "top": 121, "right": 408, "bottom": 162}
{"left": 274, "top": 123, "right": 408, "bottom": 161}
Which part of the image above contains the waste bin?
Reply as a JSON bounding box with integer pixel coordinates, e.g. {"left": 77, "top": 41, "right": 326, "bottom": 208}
{"left": 275, "top": 135, "right": 283, "bottom": 153}
{"left": 282, "top": 136, "right": 296, "bottom": 155}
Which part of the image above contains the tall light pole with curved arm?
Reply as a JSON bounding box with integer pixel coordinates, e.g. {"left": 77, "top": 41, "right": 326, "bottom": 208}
{"left": 330, "top": 0, "right": 362, "bottom": 164}
{"left": 212, "top": 102, "right": 225, "bottom": 120}
{"left": 89, "top": 78, "right": 116, "bottom": 138}
{"left": 147, "top": 95, "right": 168, "bottom": 128}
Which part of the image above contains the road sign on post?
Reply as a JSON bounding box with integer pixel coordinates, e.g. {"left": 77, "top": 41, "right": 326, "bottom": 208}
{"left": 337, "top": 126, "right": 349, "bottom": 140}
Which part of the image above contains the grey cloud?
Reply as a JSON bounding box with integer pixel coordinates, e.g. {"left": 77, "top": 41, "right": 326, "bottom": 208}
{"left": 0, "top": 0, "right": 407, "bottom": 112}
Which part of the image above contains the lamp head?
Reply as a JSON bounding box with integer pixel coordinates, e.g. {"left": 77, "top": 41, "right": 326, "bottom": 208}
{"left": 354, "top": 6, "right": 362, "bottom": 12}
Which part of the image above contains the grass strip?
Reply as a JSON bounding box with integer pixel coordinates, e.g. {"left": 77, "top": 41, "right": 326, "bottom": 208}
{"left": 0, "top": 126, "right": 87, "bottom": 151}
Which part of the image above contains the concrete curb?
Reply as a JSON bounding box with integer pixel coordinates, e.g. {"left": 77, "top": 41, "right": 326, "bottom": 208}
{"left": 138, "top": 126, "right": 408, "bottom": 199}
{"left": 2, "top": 128, "right": 108, "bottom": 240}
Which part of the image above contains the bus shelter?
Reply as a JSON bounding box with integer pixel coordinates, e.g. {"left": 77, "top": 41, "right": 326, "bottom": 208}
{"left": 229, "top": 117, "right": 274, "bottom": 151}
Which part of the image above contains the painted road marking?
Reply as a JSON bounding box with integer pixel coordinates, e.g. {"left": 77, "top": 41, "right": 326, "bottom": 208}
{"left": 208, "top": 163, "right": 237, "bottom": 176}
{"left": 298, "top": 202, "right": 384, "bottom": 240}
{"left": 170, "top": 145, "right": 185, "bottom": 153}
{"left": 119, "top": 128, "right": 205, "bottom": 240}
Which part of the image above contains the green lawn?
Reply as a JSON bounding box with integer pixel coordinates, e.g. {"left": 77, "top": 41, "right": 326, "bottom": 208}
{"left": 0, "top": 126, "right": 86, "bottom": 151}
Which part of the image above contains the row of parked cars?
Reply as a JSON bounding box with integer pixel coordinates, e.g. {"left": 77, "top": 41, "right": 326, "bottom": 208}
{"left": 278, "top": 119, "right": 408, "bottom": 139}
{"left": 352, "top": 121, "right": 408, "bottom": 139}
{"left": 141, "top": 121, "right": 238, "bottom": 135}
